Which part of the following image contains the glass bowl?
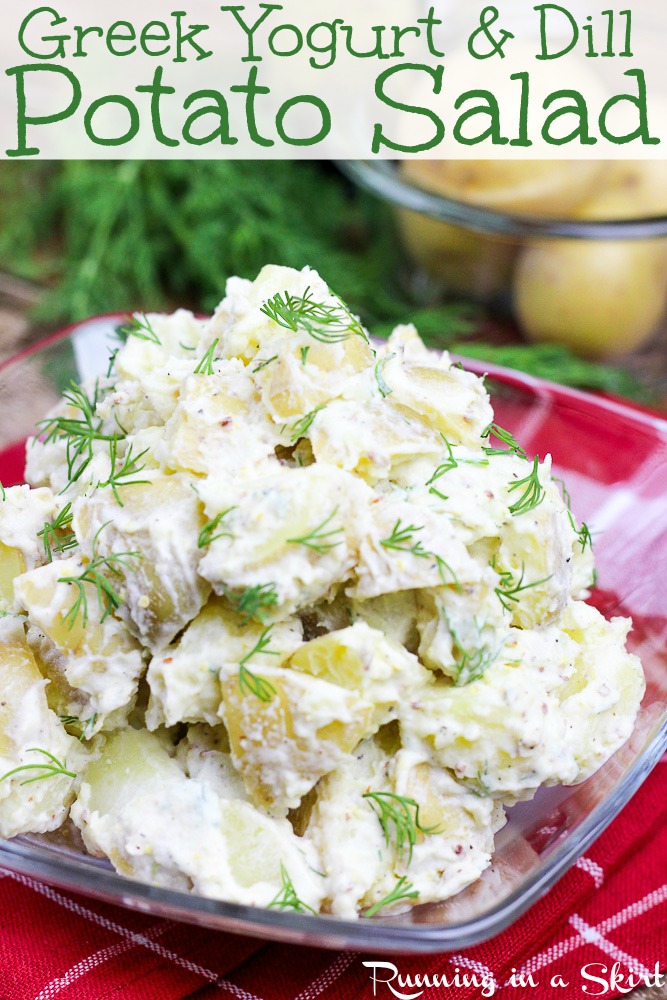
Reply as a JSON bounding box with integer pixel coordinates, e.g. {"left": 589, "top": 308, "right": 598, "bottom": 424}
{"left": 0, "top": 316, "right": 666, "bottom": 954}
{"left": 339, "top": 160, "right": 667, "bottom": 360}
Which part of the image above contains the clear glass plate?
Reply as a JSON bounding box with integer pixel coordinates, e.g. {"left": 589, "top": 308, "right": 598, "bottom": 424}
{"left": 0, "top": 317, "right": 665, "bottom": 954}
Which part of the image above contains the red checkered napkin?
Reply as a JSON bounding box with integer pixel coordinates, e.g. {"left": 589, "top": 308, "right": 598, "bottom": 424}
{"left": 1, "top": 758, "right": 665, "bottom": 1000}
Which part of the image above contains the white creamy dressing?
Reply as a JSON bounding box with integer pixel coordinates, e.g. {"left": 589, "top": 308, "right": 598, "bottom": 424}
{"left": 0, "top": 263, "right": 644, "bottom": 917}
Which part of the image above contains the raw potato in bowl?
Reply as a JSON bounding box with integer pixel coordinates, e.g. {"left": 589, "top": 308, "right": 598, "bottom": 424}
{"left": 0, "top": 265, "right": 645, "bottom": 918}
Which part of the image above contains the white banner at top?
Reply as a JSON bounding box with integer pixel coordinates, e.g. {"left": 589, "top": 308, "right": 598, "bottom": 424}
{"left": 1, "top": 0, "right": 666, "bottom": 158}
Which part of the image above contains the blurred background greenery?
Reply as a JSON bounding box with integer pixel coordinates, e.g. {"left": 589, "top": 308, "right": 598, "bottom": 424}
{"left": 0, "top": 160, "right": 657, "bottom": 401}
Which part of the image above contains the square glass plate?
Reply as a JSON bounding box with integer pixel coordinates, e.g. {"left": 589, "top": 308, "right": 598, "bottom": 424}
{"left": 0, "top": 317, "right": 665, "bottom": 954}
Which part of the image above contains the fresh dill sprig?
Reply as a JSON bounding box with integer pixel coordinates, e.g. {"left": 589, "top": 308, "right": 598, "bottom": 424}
{"left": 491, "top": 558, "right": 552, "bottom": 613}
{"left": 379, "top": 521, "right": 461, "bottom": 591}
{"left": 290, "top": 405, "right": 326, "bottom": 443}
{"left": 116, "top": 313, "right": 161, "bottom": 345}
{"left": 374, "top": 353, "right": 396, "bottom": 398}
{"left": 449, "top": 623, "right": 501, "bottom": 687}
{"left": 268, "top": 864, "right": 316, "bottom": 914}
{"left": 380, "top": 520, "right": 430, "bottom": 559}
{"left": 197, "top": 507, "right": 237, "bottom": 549}
{"left": 552, "top": 478, "right": 592, "bottom": 549}
{"left": 481, "top": 422, "right": 527, "bottom": 460}
{"left": 106, "top": 347, "right": 119, "bottom": 379}
{"left": 260, "top": 286, "right": 368, "bottom": 344}
{"left": 365, "top": 877, "right": 419, "bottom": 917}
{"left": 238, "top": 626, "right": 279, "bottom": 702}
{"left": 572, "top": 519, "right": 593, "bottom": 552}
{"left": 426, "top": 436, "right": 458, "bottom": 483}
{"left": 193, "top": 338, "right": 219, "bottom": 376}
{"left": 429, "top": 486, "right": 449, "bottom": 502}
{"left": 223, "top": 582, "right": 278, "bottom": 624}
{"left": 38, "top": 503, "right": 77, "bottom": 562}
{"left": 300, "top": 346, "right": 310, "bottom": 366}
{"left": 363, "top": 791, "right": 439, "bottom": 864}
{"left": 59, "top": 713, "right": 98, "bottom": 741}
{"left": 58, "top": 524, "right": 140, "bottom": 628}
{"left": 96, "top": 439, "right": 150, "bottom": 506}
{"left": 507, "top": 456, "right": 545, "bottom": 516}
{"left": 0, "top": 748, "right": 76, "bottom": 786}
{"left": 252, "top": 354, "right": 278, "bottom": 373}
{"left": 469, "top": 766, "right": 492, "bottom": 798}
{"left": 553, "top": 476, "right": 572, "bottom": 510}
{"left": 434, "top": 555, "right": 462, "bottom": 592}
{"left": 37, "top": 381, "right": 124, "bottom": 489}
{"left": 0, "top": 482, "right": 6, "bottom": 501}
{"left": 426, "top": 434, "right": 488, "bottom": 486}
{"left": 287, "top": 508, "right": 342, "bottom": 555}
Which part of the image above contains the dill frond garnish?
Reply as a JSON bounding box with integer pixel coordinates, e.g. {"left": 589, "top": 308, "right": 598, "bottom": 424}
{"left": 469, "top": 766, "right": 492, "bottom": 798}
{"left": 59, "top": 713, "right": 98, "bottom": 741}
{"left": 116, "top": 313, "right": 161, "bottom": 345}
{"left": 268, "top": 864, "right": 316, "bottom": 913}
{"left": 0, "top": 482, "right": 6, "bottom": 501}
{"left": 491, "top": 558, "right": 553, "bottom": 613}
{"left": 363, "top": 791, "right": 439, "bottom": 864}
{"left": 290, "top": 405, "right": 326, "bottom": 443}
{"left": 374, "top": 353, "right": 396, "bottom": 398}
{"left": 380, "top": 520, "right": 430, "bottom": 559}
{"left": 96, "top": 439, "right": 150, "bottom": 506}
{"left": 252, "top": 354, "right": 278, "bottom": 373}
{"left": 573, "top": 520, "right": 593, "bottom": 552}
{"left": 106, "top": 347, "right": 119, "bottom": 379}
{"left": 287, "top": 508, "right": 342, "bottom": 555}
{"left": 380, "top": 521, "right": 461, "bottom": 591}
{"left": 426, "top": 434, "right": 488, "bottom": 486}
{"left": 426, "top": 436, "right": 458, "bottom": 483}
{"left": 553, "top": 477, "right": 592, "bottom": 550}
{"left": 0, "top": 748, "right": 76, "bottom": 786}
{"left": 481, "top": 422, "right": 527, "bottom": 460}
{"left": 553, "top": 476, "right": 572, "bottom": 510}
{"left": 38, "top": 503, "right": 77, "bottom": 562}
{"left": 197, "top": 507, "right": 237, "bottom": 549}
{"left": 507, "top": 456, "right": 545, "bottom": 516}
{"left": 365, "top": 877, "right": 419, "bottom": 917}
{"left": 434, "top": 555, "right": 462, "bottom": 592}
{"left": 193, "top": 338, "right": 219, "bottom": 376}
{"left": 449, "top": 623, "right": 502, "bottom": 687}
{"left": 238, "top": 626, "right": 279, "bottom": 702}
{"left": 260, "top": 287, "right": 368, "bottom": 344}
{"left": 428, "top": 486, "right": 449, "bottom": 502}
{"left": 300, "top": 346, "right": 310, "bottom": 365}
{"left": 37, "top": 381, "right": 124, "bottom": 489}
{"left": 58, "top": 523, "right": 140, "bottom": 628}
{"left": 223, "top": 582, "right": 278, "bottom": 624}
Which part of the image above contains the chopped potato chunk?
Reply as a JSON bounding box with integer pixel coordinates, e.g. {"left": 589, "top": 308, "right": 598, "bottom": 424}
{"left": 73, "top": 476, "right": 211, "bottom": 651}
{"left": 0, "top": 618, "right": 83, "bottom": 838}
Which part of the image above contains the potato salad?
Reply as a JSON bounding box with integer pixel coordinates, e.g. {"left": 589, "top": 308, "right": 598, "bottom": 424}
{"left": 0, "top": 265, "right": 645, "bottom": 919}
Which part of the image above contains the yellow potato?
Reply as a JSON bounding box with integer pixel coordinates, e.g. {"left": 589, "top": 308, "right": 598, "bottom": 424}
{"left": 74, "top": 477, "right": 211, "bottom": 652}
{"left": 401, "top": 159, "right": 604, "bottom": 217}
{"left": 0, "top": 542, "right": 25, "bottom": 612}
{"left": 514, "top": 238, "right": 667, "bottom": 358}
{"left": 576, "top": 161, "right": 667, "bottom": 220}
{"left": 396, "top": 206, "right": 516, "bottom": 299}
{"left": 220, "top": 664, "right": 374, "bottom": 813}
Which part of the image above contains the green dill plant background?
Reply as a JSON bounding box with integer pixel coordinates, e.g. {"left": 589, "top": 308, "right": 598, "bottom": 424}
{"left": 0, "top": 159, "right": 648, "bottom": 400}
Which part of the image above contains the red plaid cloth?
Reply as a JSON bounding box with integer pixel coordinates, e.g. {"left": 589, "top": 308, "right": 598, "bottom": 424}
{"left": 1, "top": 758, "right": 665, "bottom": 1000}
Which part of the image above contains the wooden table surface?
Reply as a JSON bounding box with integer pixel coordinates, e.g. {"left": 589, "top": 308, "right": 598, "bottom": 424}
{"left": 0, "top": 272, "right": 665, "bottom": 998}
